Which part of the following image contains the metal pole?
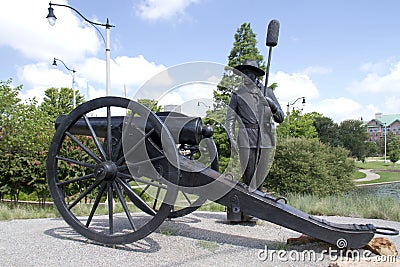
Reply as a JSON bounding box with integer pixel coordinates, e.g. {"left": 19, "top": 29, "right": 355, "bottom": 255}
{"left": 286, "top": 103, "right": 290, "bottom": 139}
{"left": 384, "top": 123, "right": 387, "bottom": 163}
{"left": 264, "top": 47, "right": 273, "bottom": 96}
{"left": 72, "top": 70, "right": 76, "bottom": 108}
{"left": 105, "top": 19, "right": 111, "bottom": 96}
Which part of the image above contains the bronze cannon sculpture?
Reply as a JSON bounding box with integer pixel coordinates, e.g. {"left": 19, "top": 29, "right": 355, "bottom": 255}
{"left": 46, "top": 96, "right": 398, "bottom": 247}
{"left": 46, "top": 19, "right": 398, "bottom": 248}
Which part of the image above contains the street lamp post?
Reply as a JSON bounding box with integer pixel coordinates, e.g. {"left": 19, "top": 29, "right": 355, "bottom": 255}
{"left": 46, "top": 2, "right": 114, "bottom": 96}
{"left": 52, "top": 58, "right": 76, "bottom": 108}
{"left": 384, "top": 123, "right": 387, "bottom": 163}
{"left": 286, "top": 97, "right": 306, "bottom": 139}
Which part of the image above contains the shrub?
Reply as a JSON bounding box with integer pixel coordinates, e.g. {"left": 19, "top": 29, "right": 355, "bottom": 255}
{"left": 265, "top": 138, "right": 355, "bottom": 196}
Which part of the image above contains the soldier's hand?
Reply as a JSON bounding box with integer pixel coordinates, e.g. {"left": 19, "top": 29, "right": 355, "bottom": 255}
{"left": 265, "top": 97, "right": 278, "bottom": 113}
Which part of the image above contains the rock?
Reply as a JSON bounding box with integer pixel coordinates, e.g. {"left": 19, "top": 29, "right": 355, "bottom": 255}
{"left": 365, "top": 237, "right": 398, "bottom": 256}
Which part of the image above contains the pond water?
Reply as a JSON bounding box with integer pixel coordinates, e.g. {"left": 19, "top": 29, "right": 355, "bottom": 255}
{"left": 354, "top": 183, "right": 400, "bottom": 200}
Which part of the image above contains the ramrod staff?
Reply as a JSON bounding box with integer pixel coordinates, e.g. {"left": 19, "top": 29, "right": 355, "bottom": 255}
{"left": 264, "top": 19, "right": 280, "bottom": 96}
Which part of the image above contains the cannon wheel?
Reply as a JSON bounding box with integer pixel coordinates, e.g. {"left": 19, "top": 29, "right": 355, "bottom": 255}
{"left": 47, "top": 97, "right": 179, "bottom": 244}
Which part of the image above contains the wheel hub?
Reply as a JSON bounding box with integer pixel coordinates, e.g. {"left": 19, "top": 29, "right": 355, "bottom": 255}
{"left": 94, "top": 161, "right": 118, "bottom": 181}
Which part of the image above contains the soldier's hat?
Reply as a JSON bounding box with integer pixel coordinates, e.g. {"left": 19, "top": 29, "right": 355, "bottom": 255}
{"left": 234, "top": 59, "right": 265, "bottom": 77}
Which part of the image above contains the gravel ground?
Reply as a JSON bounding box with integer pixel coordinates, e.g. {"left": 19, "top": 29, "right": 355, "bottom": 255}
{"left": 0, "top": 212, "right": 399, "bottom": 267}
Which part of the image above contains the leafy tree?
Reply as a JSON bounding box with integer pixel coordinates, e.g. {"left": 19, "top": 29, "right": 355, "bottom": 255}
{"left": 388, "top": 136, "right": 400, "bottom": 164}
{"left": 365, "top": 141, "right": 380, "bottom": 157}
{"left": 313, "top": 116, "right": 341, "bottom": 146}
{"left": 213, "top": 22, "right": 265, "bottom": 111}
{"left": 266, "top": 138, "right": 355, "bottom": 196}
{"left": 338, "top": 119, "right": 368, "bottom": 161}
{"left": 277, "top": 110, "right": 320, "bottom": 139}
{"left": 137, "top": 99, "right": 162, "bottom": 112}
{"left": 40, "top": 87, "right": 85, "bottom": 120}
{"left": 0, "top": 80, "right": 52, "bottom": 203}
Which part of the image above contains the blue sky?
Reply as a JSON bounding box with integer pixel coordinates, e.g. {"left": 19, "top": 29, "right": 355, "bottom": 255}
{"left": 1, "top": 0, "right": 400, "bottom": 122}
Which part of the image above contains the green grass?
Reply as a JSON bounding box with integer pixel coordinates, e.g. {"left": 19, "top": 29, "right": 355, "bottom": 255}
{"left": 287, "top": 192, "right": 400, "bottom": 221}
{"left": 1, "top": 191, "right": 399, "bottom": 222}
{"left": 355, "top": 171, "right": 400, "bottom": 185}
{"left": 0, "top": 203, "right": 59, "bottom": 220}
{"left": 351, "top": 170, "right": 366, "bottom": 179}
{"left": 198, "top": 201, "right": 225, "bottom": 212}
{"left": 356, "top": 161, "right": 399, "bottom": 170}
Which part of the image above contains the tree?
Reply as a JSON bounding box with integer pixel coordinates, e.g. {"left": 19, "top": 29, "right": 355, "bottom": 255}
{"left": 0, "top": 80, "right": 53, "bottom": 203}
{"left": 338, "top": 119, "right": 368, "bottom": 161}
{"left": 40, "top": 87, "right": 85, "bottom": 120}
{"left": 208, "top": 22, "right": 265, "bottom": 172}
{"left": 277, "top": 110, "right": 320, "bottom": 139}
{"left": 313, "top": 116, "right": 341, "bottom": 146}
{"left": 137, "top": 99, "right": 162, "bottom": 112}
{"left": 212, "top": 22, "right": 265, "bottom": 111}
{"left": 388, "top": 136, "right": 400, "bottom": 164}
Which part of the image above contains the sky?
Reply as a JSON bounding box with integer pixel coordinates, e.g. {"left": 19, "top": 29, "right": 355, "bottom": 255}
{"left": 1, "top": 0, "right": 400, "bottom": 122}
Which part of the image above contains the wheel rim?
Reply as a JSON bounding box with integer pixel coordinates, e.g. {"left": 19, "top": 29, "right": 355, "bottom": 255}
{"left": 47, "top": 97, "right": 179, "bottom": 244}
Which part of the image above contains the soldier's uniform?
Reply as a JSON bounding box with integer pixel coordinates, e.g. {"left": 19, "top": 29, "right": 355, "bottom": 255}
{"left": 225, "top": 60, "right": 284, "bottom": 191}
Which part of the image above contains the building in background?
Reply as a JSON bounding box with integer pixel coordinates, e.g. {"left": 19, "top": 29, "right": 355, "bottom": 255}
{"left": 366, "top": 113, "right": 400, "bottom": 142}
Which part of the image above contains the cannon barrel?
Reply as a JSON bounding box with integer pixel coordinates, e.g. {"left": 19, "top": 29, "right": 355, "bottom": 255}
{"left": 55, "top": 112, "right": 213, "bottom": 145}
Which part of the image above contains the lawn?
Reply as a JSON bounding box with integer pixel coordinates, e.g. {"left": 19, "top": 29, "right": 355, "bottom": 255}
{"left": 355, "top": 171, "right": 400, "bottom": 185}
{"left": 356, "top": 160, "right": 399, "bottom": 171}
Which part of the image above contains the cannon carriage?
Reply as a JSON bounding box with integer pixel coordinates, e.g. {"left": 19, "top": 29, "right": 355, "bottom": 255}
{"left": 47, "top": 96, "right": 398, "bottom": 247}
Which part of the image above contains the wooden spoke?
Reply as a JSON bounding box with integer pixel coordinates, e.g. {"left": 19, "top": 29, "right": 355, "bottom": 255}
{"left": 116, "top": 172, "right": 167, "bottom": 190}
{"left": 67, "top": 180, "right": 102, "bottom": 210}
{"left": 86, "top": 182, "right": 107, "bottom": 227}
{"left": 56, "top": 156, "right": 95, "bottom": 169}
{"left": 113, "top": 181, "right": 136, "bottom": 231}
{"left": 116, "top": 177, "right": 156, "bottom": 216}
{"left": 66, "top": 132, "right": 102, "bottom": 163}
{"left": 83, "top": 115, "right": 108, "bottom": 161}
{"left": 56, "top": 173, "right": 95, "bottom": 186}
{"left": 107, "top": 182, "right": 114, "bottom": 235}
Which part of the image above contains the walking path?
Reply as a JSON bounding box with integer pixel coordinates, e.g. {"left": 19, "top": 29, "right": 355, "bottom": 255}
{"left": 353, "top": 169, "right": 380, "bottom": 182}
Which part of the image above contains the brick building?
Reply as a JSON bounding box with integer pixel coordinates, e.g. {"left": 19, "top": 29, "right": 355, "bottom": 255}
{"left": 366, "top": 113, "right": 400, "bottom": 142}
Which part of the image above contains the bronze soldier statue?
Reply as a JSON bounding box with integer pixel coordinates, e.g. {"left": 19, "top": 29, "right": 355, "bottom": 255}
{"left": 226, "top": 59, "right": 284, "bottom": 222}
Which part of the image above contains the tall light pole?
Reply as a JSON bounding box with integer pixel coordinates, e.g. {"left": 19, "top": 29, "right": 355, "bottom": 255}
{"left": 52, "top": 58, "right": 76, "bottom": 108}
{"left": 46, "top": 2, "right": 114, "bottom": 96}
{"left": 286, "top": 97, "right": 306, "bottom": 139}
{"left": 384, "top": 122, "right": 387, "bottom": 163}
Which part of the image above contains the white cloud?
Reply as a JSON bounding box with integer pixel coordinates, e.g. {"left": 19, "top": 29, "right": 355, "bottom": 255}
{"left": 306, "top": 97, "right": 363, "bottom": 122}
{"left": 348, "top": 61, "right": 400, "bottom": 94}
{"left": 16, "top": 53, "right": 166, "bottom": 103}
{"left": 270, "top": 71, "right": 319, "bottom": 106}
{"left": 383, "top": 96, "right": 400, "bottom": 114}
{"left": 0, "top": 0, "right": 101, "bottom": 63}
{"left": 17, "top": 62, "right": 73, "bottom": 101}
{"left": 135, "top": 0, "right": 200, "bottom": 21}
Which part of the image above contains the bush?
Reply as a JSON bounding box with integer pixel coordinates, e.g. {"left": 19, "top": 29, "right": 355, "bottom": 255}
{"left": 266, "top": 138, "right": 355, "bottom": 196}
